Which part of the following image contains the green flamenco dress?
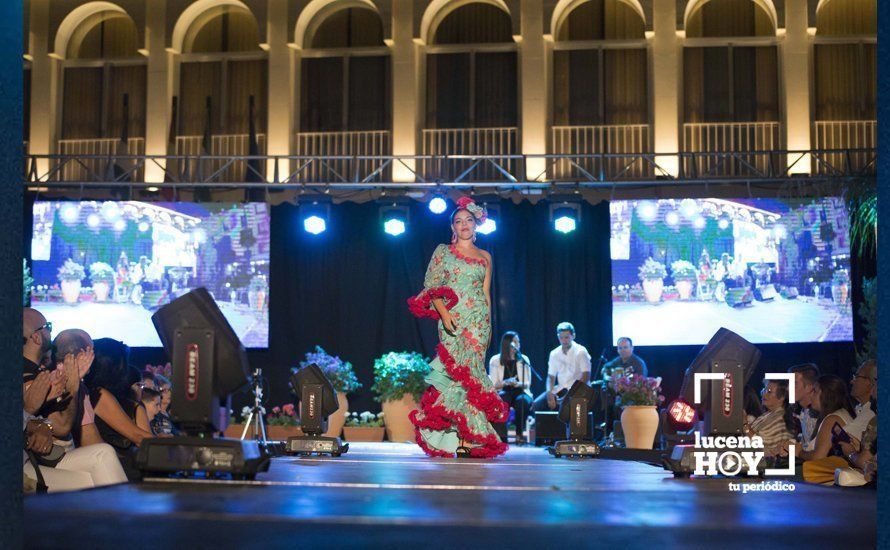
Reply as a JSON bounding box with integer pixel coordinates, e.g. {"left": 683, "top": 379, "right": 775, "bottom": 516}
{"left": 407, "top": 243, "right": 509, "bottom": 458}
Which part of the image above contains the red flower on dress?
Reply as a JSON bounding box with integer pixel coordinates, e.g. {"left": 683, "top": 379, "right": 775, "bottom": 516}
{"left": 407, "top": 286, "right": 459, "bottom": 320}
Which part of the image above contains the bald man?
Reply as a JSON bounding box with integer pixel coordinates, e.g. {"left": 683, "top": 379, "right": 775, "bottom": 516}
{"left": 22, "top": 312, "right": 126, "bottom": 492}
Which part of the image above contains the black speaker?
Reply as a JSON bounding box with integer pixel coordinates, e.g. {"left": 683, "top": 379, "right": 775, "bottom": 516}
{"left": 558, "top": 381, "right": 598, "bottom": 439}
{"left": 168, "top": 328, "right": 225, "bottom": 433}
{"left": 534, "top": 411, "right": 594, "bottom": 446}
{"left": 152, "top": 287, "right": 249, "bottom": 396}
{"left": 290, "top": 363, "right": 339, "bottom": 436}
{"left": 679, "top": 328, "right": 761, "bottom": 405}
{"left": 705, "top": 360, "right": 747, "bottom": 436}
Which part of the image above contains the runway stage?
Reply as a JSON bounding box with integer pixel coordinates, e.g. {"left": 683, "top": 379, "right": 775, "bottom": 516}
{"left": 25, "top": 443, "right": 875, "bottom": 548}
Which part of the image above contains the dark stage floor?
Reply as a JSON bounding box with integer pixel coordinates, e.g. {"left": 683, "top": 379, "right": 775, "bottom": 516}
{"left": 25, "top": 443, "right": 875, "bottom": 549}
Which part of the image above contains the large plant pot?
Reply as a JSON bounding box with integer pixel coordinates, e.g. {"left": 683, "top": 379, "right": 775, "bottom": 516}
{"left": 60, "top": 280, "right": 82, "bottom": 304}
{"left": 343, "top": 426, "right": 385, "bottom": 442}
{"left": 324, "top": 392, "right": 349, "bottom": 438}
{"left": 675, "top": 280, "right": 694, "bottom": 300}
{"left": 382, "top": 394, "right": 419, "bottom": 442}
{"left": 93, "top": 281, "right": 111, "bottom": 302}
{"left": 831, "top": 283, "right": 848, "bottom": 306}
{"left": 642, "top": 278, "right": 664, "bottom": 304}
{"left": 620, "top": 406, "right": 659, "bottom": 449}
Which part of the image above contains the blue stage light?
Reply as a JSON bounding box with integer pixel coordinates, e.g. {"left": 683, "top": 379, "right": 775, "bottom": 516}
{"left": 60, "top": 203, "right": 80, "bottom": 224}
{"left": 554, "top": 215, "right": 576, "bottom": 234}
{"left": 429, "top": 197, "right": 447, "bottom": 214}
{"left": 304, "top": 215, "right": 327, "bottom": 235}
{"left": 636, "top": 200, "right": 658, "bottom": 223}
{"left": 476, "top": 218, "right": 497, "bottom": 235}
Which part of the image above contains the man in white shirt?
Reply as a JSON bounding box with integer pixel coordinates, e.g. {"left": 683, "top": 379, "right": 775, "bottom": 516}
{"left": 532, "top": 322, "right": 591, "bottom": 412}
{"left": 843, "top": 359, "right": 877, "bottom": 442}
{"left": 788, "top": 363, "right": 820, "bottom": 453}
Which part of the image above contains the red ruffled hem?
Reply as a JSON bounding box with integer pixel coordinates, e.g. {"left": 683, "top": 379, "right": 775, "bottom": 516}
{"left": 407, "top": 286, "right": 459, "bottom": 320}
{"left": 436, "top": 343, "right": 509, "bottom": 424}
{"left": 410, "top": 386, "right": 509, "bottom": 459}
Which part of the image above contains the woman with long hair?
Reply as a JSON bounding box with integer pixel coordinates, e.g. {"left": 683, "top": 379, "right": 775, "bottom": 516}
{"left": 488, "top": 331, "right": 533, "bottom": 444}
{"left": 784, "top": 374, "right": 854, "bottom": 462}
{"left": 408, "top": 197, "right": 508, "bottom": 458}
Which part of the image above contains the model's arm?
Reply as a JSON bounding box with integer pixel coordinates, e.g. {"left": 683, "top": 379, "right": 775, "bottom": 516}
{"left": 482, "top": 250, "right": 492, "bottom": 309}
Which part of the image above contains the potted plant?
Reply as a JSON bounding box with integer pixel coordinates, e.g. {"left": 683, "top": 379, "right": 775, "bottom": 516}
{"left": 372, "top": 351, "right": 430, "bottom": 442}
{"left": 638, "top": 257, "right": 667, "bottom": 304}
{"left": 265, "top": 403, "right": 303, "bottom": 440}
{"left": 611, "top": 375, "right": 665, "bottom": 449}
{"left": 57, "top": 258, "right": 86, "bottom": 305}
{"left": 89, "top": 261, "right": 115, "bottom": 302}
{"left": 248, "top": 274, "right": 268, "bottom": 312}
{"left": 23, "top": 259, "right": 33, "bottom": 306}
{"left": 294, "top": 346, "right": 362, "bottom": 438}
{"left": 342, "top": 411, "right": 386, "bottom": 442}
{"left": 831, "top": 268, "right": 850, "bottom": 306}
{"left": 670, "top": 260, "right": 698, "bottom": 300}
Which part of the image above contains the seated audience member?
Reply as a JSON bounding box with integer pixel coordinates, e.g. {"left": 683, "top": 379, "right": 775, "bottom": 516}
{"left": 788, "top": 363, "right": 821, "bottom": 453}
{"left": 843, "top": 360, "right": 877, "bottom": 443}
{"left": 84, "top": 338, "right": 156, "bottom": 480}
{"left": 129, "top": 366, "right": 147, "bottom": 401}
{"left": 139, "top": 388, "right": 163, "bottom": 434}
{"left": 22, "top": 313, "right": 126, "bottom": 491}
{"left": 783, "top": 375, "right": 853, "bottom": 481}
{"left": 835, "top": 366, "right": 878, "bottom": 487}
{"left": 489, "top": 331, "right": 533, "bottom": 443}
{"left": 151, "top": 374, "right": 176, "bottom": 436}
{"left": 744, "top": 379, "right": 797, "bottom": 456}
{"left": 743, "top": 385, "right": 763, "bottom": 424}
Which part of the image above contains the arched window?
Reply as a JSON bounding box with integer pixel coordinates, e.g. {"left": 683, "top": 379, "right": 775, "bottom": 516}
{"left": 551, "top": 0, "right": 649, "bottom": 179}
{"left": 682, "top": 0, "right": 780, "bottom": 174}
{"left": 425, "top": 3, "right": 516, "bottom": 129}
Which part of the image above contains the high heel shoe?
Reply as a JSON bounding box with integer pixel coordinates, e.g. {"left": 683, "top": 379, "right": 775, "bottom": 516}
{"left": 455, "top": 446, "right": 472, "bottom": 458}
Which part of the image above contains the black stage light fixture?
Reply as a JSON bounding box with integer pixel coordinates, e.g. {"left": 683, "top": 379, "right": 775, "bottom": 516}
{"left": 549, "top": 381, "right": 600, "bottom": 458}
{"left": 285, "top": 363, "right": 348, "bottom": 457}
{"left": 137, "top": 288, "right": 270, "bottom": 479}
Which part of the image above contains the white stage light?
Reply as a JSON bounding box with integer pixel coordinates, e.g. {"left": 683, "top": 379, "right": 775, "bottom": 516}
{"left": 60, "top": 203, "right": 80, "bottom": 224}
{"left": 693, "top": 217, "right": 706, "bottom": 229}
{"left": 680, "top": 198, "right": 700, "bottom": 219}
{"left": 636, "top": 201, "right": 658, "bottom": 222}
{"left": 86, "top": 214, "right": 100, "bottom": 228}
{"left": 304, "top": 215, "right": 326, "bottom": 235}
{"left": 665, "top": 211, "right": 680, "bottom": 227}
{"left": 718, "top": 218, "right": 730, "bottom": 230}
{"left": 477, "top": 218, "right": 497, "bottom": 235}
{"left": 429, "top": 197, "right": 447, "bottom": 214}
{"left": 554, "top": 216, "right": 576, "bottom": 234}
{"left": 138, "top": 221, "right": 150, "bottom": 232}
{"left": 101, "top": 201, "right": 121, "bottom": 221}
{"left": 113, "top": 219, "right": 127, "bottom": 232}
{"left": 384, "top": 218, "right": 406, "bottom": 236}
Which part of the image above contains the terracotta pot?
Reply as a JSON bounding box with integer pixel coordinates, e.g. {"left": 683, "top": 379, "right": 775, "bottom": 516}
{"left": 621, "top": 406, "right": 659, "bottom": 449}
{"left": 642, "top": 278, "right": 664, "bottom": 304}
{"left": 675, "top": 279, "right": 694, "bottom": 300}
{"left": 324, "top": 392, "right": 349, "bottom": 438}
{"left": 342, "top": 426, "right": 385, "bottom": 442}
{"left": 266, "top": 425, "right": 303, "bottom": 440}
{"left": 61, "top": 280, "right": 82, "bottom": 304}
{"left": 93, "top": 281, "right": 111, "bottom": 302}
{"left": 382, "top": 394, "right": 419, "bottom": 442}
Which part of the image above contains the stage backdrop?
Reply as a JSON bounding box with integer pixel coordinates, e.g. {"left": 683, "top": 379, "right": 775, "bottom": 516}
{"left": 24, "top": 197, "right": 861, "bottom": 415}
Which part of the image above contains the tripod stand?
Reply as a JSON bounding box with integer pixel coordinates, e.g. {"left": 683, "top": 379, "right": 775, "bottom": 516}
{"left": 240, "top": 368, "right": 268, "bottom": 446}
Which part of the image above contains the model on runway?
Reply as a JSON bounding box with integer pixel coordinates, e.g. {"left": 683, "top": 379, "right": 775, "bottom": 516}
{"left": 407, "top": 196, "right": 509, "bottom": 458}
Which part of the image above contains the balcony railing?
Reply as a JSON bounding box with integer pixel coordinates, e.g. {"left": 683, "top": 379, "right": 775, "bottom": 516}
{"left": 56, "top": 138, "right": 145, "bottom": 182}
{"left": 421, "top": 127, "right": 518, "bottom": 182}
{"left": 550, "top": 124, "right": 652, "bottom": 180}
{"left": 813, "top": 120, "right": 876, "bottom": 174}
{"left": 683, "top": 122, "right": 782, "bottom": 177}
{"left": 174, "top": 134, "right": 266, "bottom": 183}
{"left": 295, "top": 130, "right": 391, "bottom": 183}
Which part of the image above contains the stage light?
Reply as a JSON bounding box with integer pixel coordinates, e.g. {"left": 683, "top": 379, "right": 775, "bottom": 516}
{"left": 476, "top": 203, "right": 498, "bottom": 236}
{"left": 636, "top": 200, "right": 658, "bottom": 222}
{"left": 554, "top": 215, "right": 576, "bottom": 234}
{"left": 113, "top": 219, "right": 127, "bottom": 232}
{"left": 287, "top": 364, "right": 347, "bottom": 456}
{"left": 666, "top": 399, "right": 697, "bottom": 431}
{"left": 380, "top": 204, "right": 409, "bottom": 237}
{"left": 693, "top": 217, "right": 706, "bottom": 230}
{"left": 477, "top": 218, "right": 497, "bottom": 235}
{"left": 86, "top": 213, "right": 100, "bottom": 228}
{"left": 429, "top": 196, "right": 447, "bottom": 214}
{"left": 146, "top": 186, "right": 159, "bottom": 193}
{"left": 101, "top": 201, "right": 121, "bottom": 221}
{"left": 718, "top": 217, "right": 730, "bottom": 230}
{"left": 304, "top": 215, "right": 326, "bottom": 235}
{"left": 551, "top": 203, "right": 580, "bottom": 234}
{"left": 138, "top": 221, "right": 150, "bottom": 232}
{"left": 665, "top": 211, "right": 680, "bottom": 227}
{"left": 60, "top": 203, "right": 80, "bottom": 224}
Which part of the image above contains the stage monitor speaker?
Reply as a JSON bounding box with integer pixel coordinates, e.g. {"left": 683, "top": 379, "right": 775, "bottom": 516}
{"left": 754, "top": 284, "right": 777, "bottom": 301}
{"left": 704, "top": 360, "right": 746, "bottom": 436}
{"left": 152, "top": 287, "right": 249, "bottom": 397}
{"left": 725, "top": 288, "right": 754, "bottom": 308}
{"left": 679, "top": 328, "right": 761, "bottom": 407}
{"left": 534, "top": 411, "right": 594, "bottom": 446}
{"left": 558, "top": 381, "right": 598, "bottom": 439}
{"left": 290, "top": 363, "right": 339, "bottom": 435}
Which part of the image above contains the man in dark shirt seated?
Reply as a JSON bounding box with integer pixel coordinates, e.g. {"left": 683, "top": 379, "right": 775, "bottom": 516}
{"left": 603, "top": 337, "right": 647, "bottom": 378}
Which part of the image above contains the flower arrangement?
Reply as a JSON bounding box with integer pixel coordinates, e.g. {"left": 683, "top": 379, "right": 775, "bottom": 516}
{"left": 89, "top": 261, "right": 116, "bottom": 284}
{"left": 638, "top": 257, "right": 667, "bottom": 281}
{"left": 670, "top": 260, "right": 698, "bottom": 282}
{"left": 345, "top": 411, "right": 384, "bottom": 428}
{"left": 266, "top": 403, "right": 299, "bottom": 426}
{"left": 610, "top": 375, "right": 665, "bottom": 407}
{"left": 832, "top": 268, "right": 850, "bottom": 285}
{"left": 57, "top": 258, "right": 86, "bottom": 282}
{"left": 371, "top": 351, "right": 430, "bottom": 403}
{"left": 144, "top": 363, "right": 172, "bottom": 379}
{"left": 295, "top": 346, "right": 362, "bottom": 394}
{"left": 23, "top": 259, "right": 33, "bottom": 306}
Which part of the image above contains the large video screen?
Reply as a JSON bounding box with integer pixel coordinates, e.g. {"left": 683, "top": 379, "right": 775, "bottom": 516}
{"left": 30, "top": 201, "right": 270, "bottom": 347}
{"left": 610, "top": 197, "right": 853, "bottom": 346}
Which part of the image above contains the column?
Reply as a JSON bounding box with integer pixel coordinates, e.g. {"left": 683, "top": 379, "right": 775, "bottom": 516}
{"left": 144, "top": 0, "right": 169, "bottom": 183}
{"left": 651, "top": 0, "right": 680, "bottom": 177}
{"left": 390, "top": 0, "right": 418, "bottom": 182}
{"left": 782, "top": 0, "right": 812, "bottom": 174}
{"left": 29, "top": 0, "right": 57, "bottom": 176}
{"left": 520, "top": 0, "right": 547, "bottom": 182}
{"left": 266, "top": 0, "right": 293, "bottom": 182}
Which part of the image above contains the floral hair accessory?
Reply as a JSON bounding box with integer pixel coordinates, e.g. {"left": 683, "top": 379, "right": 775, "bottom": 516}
{"left": 455, "top": 196, "right": 487, "bottom": 224}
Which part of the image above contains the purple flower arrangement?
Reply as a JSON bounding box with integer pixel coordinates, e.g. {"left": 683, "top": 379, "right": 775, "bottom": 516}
{"left": 610, "top": 375, "right": 665, "bottom": 407}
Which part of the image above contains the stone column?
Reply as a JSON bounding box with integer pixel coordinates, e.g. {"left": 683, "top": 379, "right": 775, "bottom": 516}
{"left": 651, "top": 0, "right": 680, "bottom": 176}
{"left": 144, "top": 0, "right": 169, "bottom": 183}
{"left": 520, "top": 0, "right": 547, "bottom": 181}
{"left": 782, "top": 0, "right": 812, "bottom": 174}
{"left": 266, "top": 0, "right": 293, "bottom": 182}
{"left": 390, "top": 0, "right": 419, "bottom": 182}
